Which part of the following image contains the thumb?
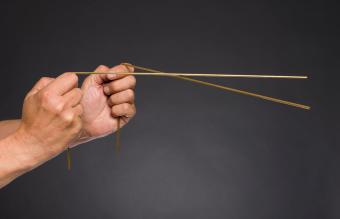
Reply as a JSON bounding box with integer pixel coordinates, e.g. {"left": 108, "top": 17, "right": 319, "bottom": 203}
{"left": 81, "top": 65, "right": 110, "bottom": 90}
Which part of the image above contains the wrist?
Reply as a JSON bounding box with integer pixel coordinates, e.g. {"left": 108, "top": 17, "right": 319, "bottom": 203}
{"left": 69, "top": 128, "right": 94, "bottom": 147}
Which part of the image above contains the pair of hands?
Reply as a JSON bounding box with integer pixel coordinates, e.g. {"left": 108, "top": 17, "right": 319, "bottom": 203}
{"left": 14, "top": 64, "right": 136, "bottom": 167}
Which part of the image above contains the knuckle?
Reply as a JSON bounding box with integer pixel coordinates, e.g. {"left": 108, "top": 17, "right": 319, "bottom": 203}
{"left": 127, "top": 76, "right": 136, "bottom": 86}
{"left": 122, "top": 103, "right": 130, "bottom": 111}
{"left": 39, "top": 90, "right": 52, "bottom": 101}
{"left": 42, "top": 99, "right": 64, "bottom": 114}
{"left": 39, "top": 93, "right": 65, "bottom": 114}
{"left": 61, "top": 111, "right": 74, "bottom": 124}
{"left": 54, "top": 102, "right": 65, "bottom": 114}
{"left": 126, "top": 89, "right": 134, "bottom": 100}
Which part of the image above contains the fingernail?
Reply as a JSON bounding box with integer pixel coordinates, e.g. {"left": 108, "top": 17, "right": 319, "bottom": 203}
{"left": 103, "top": 86, "right": 109, "bottom": 94}
{"left": 107, "top": 73, "right": 116, "bottom": 80}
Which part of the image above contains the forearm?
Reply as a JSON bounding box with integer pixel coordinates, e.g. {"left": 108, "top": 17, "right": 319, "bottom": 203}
{"left": 0, "top": 133, "right": 34, "bottom": 188}
{"left": 0, "top": 120, "right": 53, "bottom": 186}
{"left": 0, "top": 120, "right": 21, "bottom": 140}
{"left": 0, "top": 130, "right": 61, "bottom": 189}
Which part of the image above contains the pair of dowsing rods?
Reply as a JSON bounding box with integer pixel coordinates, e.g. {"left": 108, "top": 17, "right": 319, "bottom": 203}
{"left": 66, "top": 63, "right": 310, "bottom": 170}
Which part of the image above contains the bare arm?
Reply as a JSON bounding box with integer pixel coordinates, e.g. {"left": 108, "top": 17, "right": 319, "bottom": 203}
{"left": 0, "top": 131, "right": 36, "bottom": 188}
{"left": 0, "top": 120, "right": 21, "bottom": 140}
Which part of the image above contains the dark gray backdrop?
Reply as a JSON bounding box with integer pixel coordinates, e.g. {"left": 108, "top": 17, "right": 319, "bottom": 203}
{"left": 0, "top": 1, "right": 339, "bottom": 218}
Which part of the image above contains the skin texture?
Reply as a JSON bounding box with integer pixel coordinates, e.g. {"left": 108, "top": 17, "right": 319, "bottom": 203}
{"left": 0, "top": 120, "right": 20, "bottom": 139}
{"left": 0, "top": 64, "right": 136, "bottom": 188}
{"left": 79, "top": 64, "right": 136, "bottom": 142}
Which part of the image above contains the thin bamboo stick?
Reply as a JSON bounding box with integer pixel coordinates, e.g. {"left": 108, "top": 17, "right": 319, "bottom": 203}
{"left": 120, "top": 63, "right": 311, "bottom": 110}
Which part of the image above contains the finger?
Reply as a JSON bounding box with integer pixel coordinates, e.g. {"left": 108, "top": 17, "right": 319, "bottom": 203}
{"left": 105, "top": 64, "right": 134, "bottom": 81}
{"left": 103, "top": 75, "right": 136, "bottom": 95}
{"left": 44, "top": 73, "right": 79, "bottom": 96}
{"left": 27, "top": 77, "right": 55, "bottom": 97}
{"left": 121, "top": 62, "right": 135, "bottom": 73}
{"left": 81, "top": 65, "right": 110, "bottom": 91}
{"left": 94, "top": 65, "right": 111, "bottom": 83}
{"left": 111, "top": 103, "right": 136, "bottom": 118}
{"left": 108, "top": 89, "right": 135, "bottom": 106}
{"left": 62, "top": 88, "right": 83, "bottom": 108}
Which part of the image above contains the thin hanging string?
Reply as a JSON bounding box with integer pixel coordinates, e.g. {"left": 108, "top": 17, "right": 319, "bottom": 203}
{"left": 121, "top": 63, "right": 311, "bottom": 110}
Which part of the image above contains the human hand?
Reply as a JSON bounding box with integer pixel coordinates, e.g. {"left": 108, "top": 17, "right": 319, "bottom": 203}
{"left": 79, "top": 64, "right": 136, "bottom": 141}
{"left": 14, "top": 73, "right": 83, "bottom": 166}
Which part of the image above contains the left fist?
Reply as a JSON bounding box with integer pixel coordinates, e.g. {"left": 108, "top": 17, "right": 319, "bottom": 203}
{"left": 79, "top": 64, "right": 136, "bottom": 141}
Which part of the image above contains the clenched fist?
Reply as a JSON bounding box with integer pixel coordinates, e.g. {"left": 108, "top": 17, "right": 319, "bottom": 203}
{"left": 15, "top": 73, "right": 83, "bottom": 167}
{"left": 79, "top": 64, "right": 136, "bottom": 141}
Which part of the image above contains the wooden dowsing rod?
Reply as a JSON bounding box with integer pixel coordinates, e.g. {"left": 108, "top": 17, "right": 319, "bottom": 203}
{"left": 67, "top": 63, "right": 310, "bottom": 170}
{"left": 119, "top": 63, "right": 310, "bottom": 110}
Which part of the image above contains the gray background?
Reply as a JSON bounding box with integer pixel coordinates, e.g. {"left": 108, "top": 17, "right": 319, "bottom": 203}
{"left": 0, "top": 0, "right": 339, "bottom": 218}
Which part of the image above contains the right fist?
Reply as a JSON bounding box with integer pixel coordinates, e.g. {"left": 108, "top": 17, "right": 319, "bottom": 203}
{"left": 16, "top": 73, "right": 83, "bottom": 162}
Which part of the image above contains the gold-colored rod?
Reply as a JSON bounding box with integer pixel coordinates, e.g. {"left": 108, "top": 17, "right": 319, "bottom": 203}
{"left": 121, "top": 63, "right": 311, "bottom": 110}
{"left": 66, "top": 147, "right": 71, "bottom": 171}
{"left": 75, "top": 72, "right": 307, "bottom": 79}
